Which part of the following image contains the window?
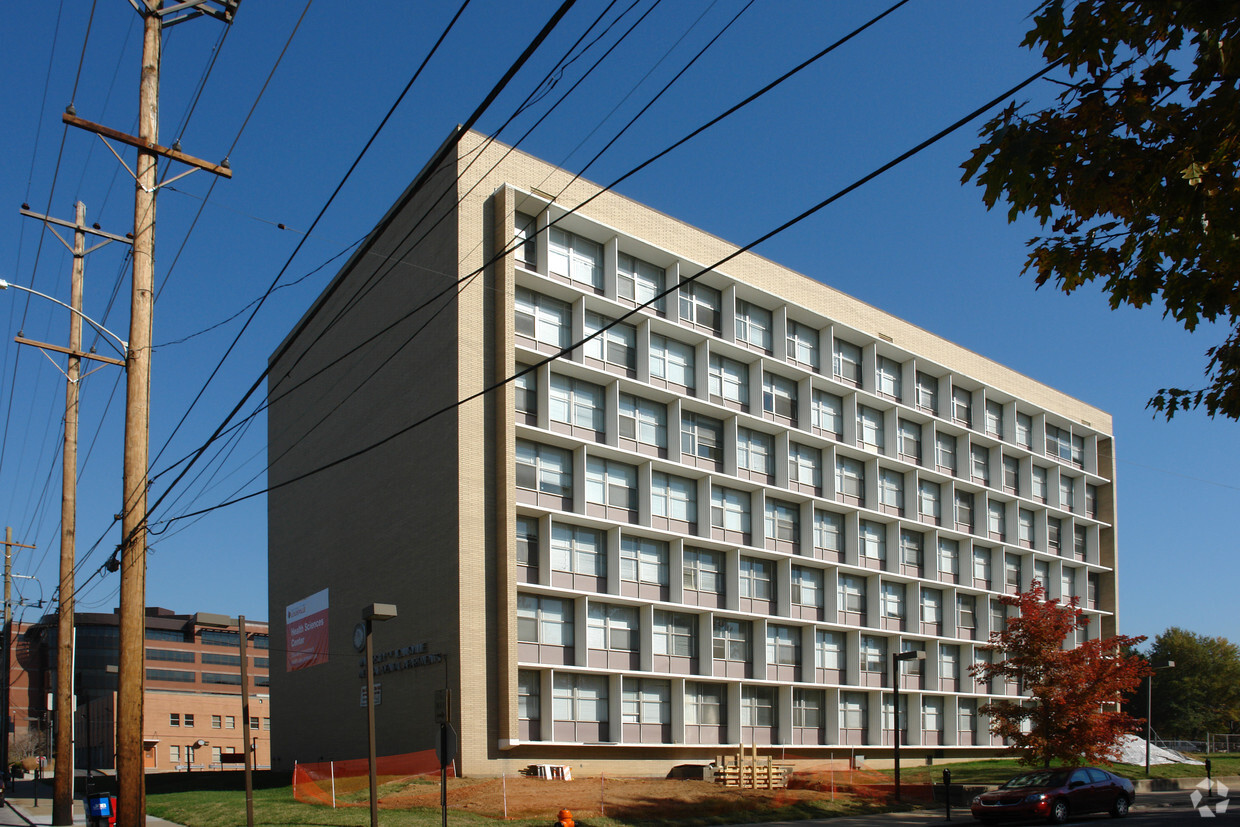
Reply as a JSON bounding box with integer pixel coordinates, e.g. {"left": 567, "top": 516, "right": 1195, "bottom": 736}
{"left": 1086, "top": 484, "right": 1099, "bottom": 518}
{"left": 959, "top": 697, "right": 978, "bottom": 738}
{"left": 791, "top": 565, "right": 823, "bottom": 609}
{"left": 898, "top": 420, "right": 921, "bottom": 463}
{"left": 838, "top": 574, "right": 866, "bottom": 614}
{"left": 1016, "top": 412, "right": 1033, "bottom": 449}
{"left": 957, "top": 594, "right": 976, "bottom": 631}
{"left": 814, "top": 510, "right": 843, "bottom": 556}
{"left": 708, "top": 354, "right": 749, "bottom": 406}
{"left": 653, "top": 611, "right": 697, "bottom": 657}
{"left": 201, "top": 652, "right": 241, "bottom": 666}
{"left": 788, "top": 443, "right": 821, "bottom": 489}
{"left": 879, "top": 469, "right": 904, "bottom": 515}
{"left": 857, "top": 405, "right": 885, "bottom": 450}
{"left": 650, "top": 334, "right": 695, "bottom": 390}
{"left": 517, "top": 515, "right": 539, "bottom": 576}
{"left": 548, "top": 374, "right": 604, "bottom": 432}
{"left": 553, "top": 673, "right": 609, "bottom": 727}
{"left": 739, "top": 556, "right": 773, "bottom": 600}
{"left": 741, "top": 685, "right": 776, "bottom": 727}
{"left": 923, "top": 696, "right": 944, "bottom": 739}
{"left": 514, "top": 366, "right": 537, "bottom": 421}
{"left": 793, "top": 689, "right": 824, "bottom": 729}
{"left": 915, "top": 371, "right": 938, "bottom": 414}
{"left": 516, "top": 441, "right": 572, "bottom": 498}
{"left": 170, "top": 745, "right": 181, "bottom": 764}
{"left": 900, "top": 530, "right": 923, "bottom": 572}
{"left": 786, "top": 320, "right": 819, "bottom": 368}
{"left": 249, "top": 716, "right": 259, "bottom": 731}
{"left": 918, "top": 479, "right": 941, "bottom": 523}
{"left": 683, "top": 548, "right": 723, "bottom": 594}
{"left": 921, "top": 587, "right": 943, "bottom": 624}
{"left": 622, "top": 678, "right": 670, "bottom": 726}
{"left": 679, "top": 281, "right": 721, "bottom": 334}
{"left": 184, "top": 714, "right": 194, "bottom": 727}
{"left": 972, "top": 548, "right": 992, "bottom": 587}
{"left": 551, "top": 524, "right": 606, "bottom": 576}
{"left": 685, "top": 682, "right": 725, "bottom": 726}
{"left": 811, "top": 390, "right": 843, "bottom": 438}
{"left": 938, "top": 538, "right": 959, "bottom": 579}
{"left": 1032, "top": 465, "right": 1048, "bottom": 502}
{"left": 681, "top": 412, "right": 722, "bottom": 463}
{"left": 1018, "top": 508, "right": 1035, "bottom": 548}
{"left": 1047, "top": 517, "right": 1062, "bottom": 553}
{"left": 762, "top": 372, "right": 798, "bottom": 423}
{"left": 651, "top": 472, "right": 696, "bottom": 524}
{"left": 518, "top": 595, "right": 574, "bottom": 645}
{"left": 1073, "top": 525, "right": 1088, "bottom": 559}
{"left": 954, "top": 490, "right": 974, "bottom": 532}
{"left": 1059, "top": 475, "right": 1076, "bottom": 512}
{"left": 548, "top": 226, "right": 601, "bottom": 289}
{"left": 146, "top": 649, "right": 195, "bottom": 663}
{"left": 225, "top": 716, "right": 235, "bottom": 729}
{"left": 1088, "top": 573, "right": 1100, "bottom": 607}
{"left": 735, "top": 299, "right": 772, "bottom": 351}
{"left": 840, "top": 692, "right": 868, "bottom": 733}
{"left": 1002, "top": 455, "right": 1020, "bottom": 494}
{"left": 860, "top": 635, "right": 887, "bottom": 673}
{"left": 620, "top": 536, "right": 668, "bottom": 586}
{"left": 987, "top": 500, "right": 1007, "bottom": 540}
{"left": 211, "top": 715, "right": 221, "bottom": 729}
{"left": 836, "top": 456, "right": 865, "bottom": 505}
{"left": 514, "top": 212, "right": 537, "bottom": 268}
{"left": 935, "top": 432, "right": 957, "bottom": 475}
{"left": 712, "top": 618, "right": 752, "bottom": 662}
{"left": 200, "top": 629, "right": 239, "bottom": 647}
{"left": 971, "top": 444, "right": 990, "bottom": 485}
{"left": 876, "top": 356, "right": 902, "bottom": 400}
{"left": 710, "top": 486, "right": 751, "bottom": 535}
{"left": 618, "top": 394, "right": 667, "bottom": 450}
{"left": 764, "top": 499, "right": 800, "bottom": 545}
{"left": 170, "top": 713, "right": 180, "bottom": 727}
{"left": 833, "top": 338, "right": 862, "bottom": 386}
{"left": 1045, "top": 423, "right": 1072, "bottom": 463}
{"left": 1061, "top": 567, "right": 1076, "bottom": 602}
{"left": 518, "top": 671, "right": 540, "bottom": 733}
{"left": 585, "top": 456, "right": 637, "bottom": 510}
{"left": 766, "top": 625, "right": 801, "bottom": 667}
{"left": 515, "top": 287, "right": 570, "bottom": 349}
{"left": 1004, "top": 552, "right": 1022, "bottom": 592}
{"left": 583, "top": 311, "right": 636, "bottom": 371}
{"left": 985, "top": 400, "right": 1004, "bottom": 438}
{"left": 816, "top": 629, "right": 845, "bottom": 669}
{"left": 588, "top": 604, "right": 638, "bottom": 652}
{"left": 1034, "top": 559, "right": 1050, "bottom": 588}
{"left": 617, "top": 251, "right": 664, "bottom": 310}
{"left": 737, "top": 427, "right": 774, "bottom": 477}
{"left": 881, "top": 582, "right": 906, "bottom": 621}
{"left": 1071, "top": 434, "right": 1086, "bottom": 468}
{"left": 859, "top": 520, "right": 887, "bottom": 563}
{"left": 990, "top": 599, "right": 1008, "bottom": 638}
{"left": 952, "top": 386, "right": 972, "bottom": 427}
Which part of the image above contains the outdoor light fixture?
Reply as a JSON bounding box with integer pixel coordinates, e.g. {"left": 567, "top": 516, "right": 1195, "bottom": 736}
{"left": 1146, "top": 660, "right": 1175, "bottom": 775}
{"left": 892, "top": 649, "right": 926, "bottom": 801}
{"left": 361, "top": 603, "right": 397, "bottom": 827}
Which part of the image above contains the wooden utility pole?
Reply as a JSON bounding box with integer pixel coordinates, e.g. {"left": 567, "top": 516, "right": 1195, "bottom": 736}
{"left": 2, "top": 529, "right": 37, "bottom": 783}
{"left": 15, "top": 203, "right": 129, "bottom": 824}
{"left": 239, "top": 616, "right": 254, "bottom": 827}
{"left": 56, "top": 5, "right": 238, "bottom": 823}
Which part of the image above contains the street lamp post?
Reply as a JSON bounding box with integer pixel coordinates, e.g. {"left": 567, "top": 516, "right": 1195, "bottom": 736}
{"left": 358, "top": 604, "right": 397, "bottom": 827}
{"left": 892, "top": 649, "right": 925, "bottom": 801}
{"left": 1145, "top": 661, "right": 1175, "bottom": 775}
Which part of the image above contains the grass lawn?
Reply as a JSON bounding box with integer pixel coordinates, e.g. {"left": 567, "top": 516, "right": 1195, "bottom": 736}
{"left": 886, "top": 753, "right": 1240, "bottom": 786}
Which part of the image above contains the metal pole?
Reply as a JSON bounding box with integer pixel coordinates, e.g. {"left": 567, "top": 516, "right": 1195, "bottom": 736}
{"left": 53, "top": 200, "right": 86, "bottom": 826}
{"left": 1144, "top": 673, "right": 1151, "bottom": 776}
{"left": 365, "top": 619, "right": 379, "bottom": 827}
{"left": 2, "top": 528, "right": 11, "bottom": 783}
{"left": 117, "top": 5, "right": 160, "bottom": 823}
{"left": 893, "top": 652, "right": 902, "bottom": 801}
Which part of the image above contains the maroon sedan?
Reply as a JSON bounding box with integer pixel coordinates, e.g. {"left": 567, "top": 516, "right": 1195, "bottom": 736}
{"left": 971, "top": 767, "right": 1135, "bottom": 824}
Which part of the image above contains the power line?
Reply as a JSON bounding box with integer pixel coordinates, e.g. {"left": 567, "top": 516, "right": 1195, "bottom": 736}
{"left": 148, "top": 59, "right": 1063, "bottom": 531}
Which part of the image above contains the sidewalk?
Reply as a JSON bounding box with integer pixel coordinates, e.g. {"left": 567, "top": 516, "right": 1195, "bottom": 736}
{"left": 1, "top": 778, "right": 182, "bottom": 827}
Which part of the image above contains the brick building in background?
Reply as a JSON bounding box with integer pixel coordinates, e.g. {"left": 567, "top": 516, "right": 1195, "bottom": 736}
{"left": 7, "top": 608, "right": 269, "bottom": 772}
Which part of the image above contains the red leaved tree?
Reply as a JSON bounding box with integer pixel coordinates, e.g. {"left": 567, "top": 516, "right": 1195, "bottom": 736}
{"left": 970, "top": 583, "right": 1151, "bottom": 766}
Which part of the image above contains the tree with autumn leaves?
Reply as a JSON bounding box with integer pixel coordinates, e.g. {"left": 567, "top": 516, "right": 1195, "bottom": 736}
{"left": 971, "top": 584, "right": 1150, "bottom": 767}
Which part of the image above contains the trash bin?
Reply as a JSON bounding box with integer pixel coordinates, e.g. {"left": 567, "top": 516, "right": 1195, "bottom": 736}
{"left": 86, "top": 794, "right": 117, "bottom": 827}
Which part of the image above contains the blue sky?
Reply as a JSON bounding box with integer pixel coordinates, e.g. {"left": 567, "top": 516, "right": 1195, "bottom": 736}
{"left": 0, "top": 1, "right": 1234, "bottom": 647}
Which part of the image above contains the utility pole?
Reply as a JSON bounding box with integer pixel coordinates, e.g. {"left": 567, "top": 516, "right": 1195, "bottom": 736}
{"left": 2, "top": 529, "right": 37, "bottom": 783}
{"left": 17, "top": 201, "right": 129, "bottom": 825}
{"left": 238, "top": 616, "right": 253, "bottom": 827}
{"left": 60, "top": 4, "right": 239, "bottom": 824}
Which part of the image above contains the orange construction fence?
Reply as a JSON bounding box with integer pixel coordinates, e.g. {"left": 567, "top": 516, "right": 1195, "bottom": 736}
{"left": 293, "top": 749, "right": 455, "bottom": 806}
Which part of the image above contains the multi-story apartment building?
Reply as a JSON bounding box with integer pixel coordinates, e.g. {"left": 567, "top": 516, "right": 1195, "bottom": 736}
{"left": 12, "top": 608, "right": 270, "bottom": 772}
{"left": 268, "top": 129, "right": 1116, "bottom": 776}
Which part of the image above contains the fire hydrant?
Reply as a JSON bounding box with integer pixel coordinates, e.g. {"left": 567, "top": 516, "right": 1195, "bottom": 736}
{"left": 556, "top": 809, "right": 574, "bottom": 827}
